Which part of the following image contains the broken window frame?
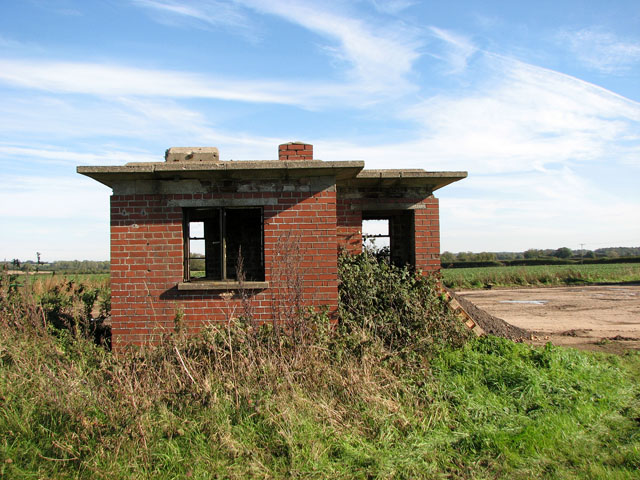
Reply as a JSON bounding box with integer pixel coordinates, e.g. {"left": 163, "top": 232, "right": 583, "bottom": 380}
{"left": 362, "top": 210, "right": 415, "bottom": 267}
{"left": 182, "top": 206, "right": 265, "bottom": 283}
{"left": 362, "top": 218, "right": 391, "bottom": 261}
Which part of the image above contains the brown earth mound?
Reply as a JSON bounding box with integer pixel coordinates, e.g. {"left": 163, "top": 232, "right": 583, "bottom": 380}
{"left": 454, "top": 285, "right": 640, "bottom": 353}
{"left": 448, "top": 289, "right": 531, "bottom": 341}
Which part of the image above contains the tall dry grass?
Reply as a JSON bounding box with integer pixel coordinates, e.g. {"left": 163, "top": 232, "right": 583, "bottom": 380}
{"left": 0, "top": 254, "right": 469, "bottom": 477}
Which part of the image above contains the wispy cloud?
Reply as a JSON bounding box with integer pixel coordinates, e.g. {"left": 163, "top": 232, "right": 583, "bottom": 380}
{"left": 0, "top": 55, "right": 423, "bottom": 109}
{"left": 440, "top": 169, "right": 640, "bottom": 251}
{"left": 0, "top": 94, "right": 221, "bottom": 147}
{"left": 240, "top": 0, "right": 422, "bottom": 94}
{"left": 313, "top": 52, "right": 640, "bottom": 251}
{"left": 428, "top": 27, "right": 477, "bottom": 74}
{"left": 132, "top": 0, "right": 424, "bottom": 98}
{"left": 132, "top": 0, "right": 255, "bottom": 36}
{"left": 0, "top": 58, "right": 308, "bottom": 104}
{"left": 558, "top": 27, "right": 640, "bottom": 73}
{"left": 0, "top": 34, "right": 25, "bottom": 48}
{"left": 0, "top": 144, "right": 156, "bottom": 167}
{"left": 399, "top": 55, "right": 640, "bottom": 173}
{"left": 369, "top": 0, "right": 416, "bottom": 15}
{"left": 0, "top": 34, "right": 44, "bottom": 54}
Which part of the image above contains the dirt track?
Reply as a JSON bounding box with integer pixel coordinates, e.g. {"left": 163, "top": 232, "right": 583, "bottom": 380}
{"left": 456, "top": 284, "right": 640, "bottom": 354}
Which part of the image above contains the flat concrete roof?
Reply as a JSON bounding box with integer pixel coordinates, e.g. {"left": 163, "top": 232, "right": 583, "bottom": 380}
{"left": 78, "top": 156, "right": 467, "bottom": 192}
{"left": 343, "top": 169, "right": 468, "bottom": 191}
{"left": 77, "top": 160, "right": 366, "bottom": 187}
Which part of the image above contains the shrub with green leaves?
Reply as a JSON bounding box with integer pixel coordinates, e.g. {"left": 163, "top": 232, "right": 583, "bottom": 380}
{"left": 338, "top": 252, "right": 471, "bottom": 360}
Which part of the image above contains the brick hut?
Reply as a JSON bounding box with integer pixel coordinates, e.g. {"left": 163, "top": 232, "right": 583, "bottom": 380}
{"left": 78, "top": 143, "right": 466, "bottom": 348}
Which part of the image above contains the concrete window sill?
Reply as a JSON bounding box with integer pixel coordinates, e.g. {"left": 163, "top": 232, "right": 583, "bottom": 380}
{"left": 177, "top": 281, "right": 269, "bottom": 291}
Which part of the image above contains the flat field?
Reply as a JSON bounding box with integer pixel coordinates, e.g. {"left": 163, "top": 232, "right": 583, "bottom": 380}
{"left": 457, "top": 284, "right": 640, "bottom": 353}
{"left": 442, "top": 262, "right": 640, "bottom": 289}
{"left": 5, "top": 271, "right": 108, "bottom": 286}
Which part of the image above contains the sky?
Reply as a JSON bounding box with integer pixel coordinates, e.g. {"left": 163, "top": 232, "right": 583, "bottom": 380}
{"left": 1, "top": 0, "right": 639, "bottom": 261}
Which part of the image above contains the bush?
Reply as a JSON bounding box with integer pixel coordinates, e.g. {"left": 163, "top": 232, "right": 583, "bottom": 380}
{"left": 0, "top": 273, "right": 111, "bottom": 347}
{"left": 338, "top": 252, "right": 471, "bottom": 361}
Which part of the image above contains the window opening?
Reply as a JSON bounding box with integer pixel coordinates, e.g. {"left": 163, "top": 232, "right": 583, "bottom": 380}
{"left": 362, "top": 219, "right": 390, "bottom": 260}
{"left": 184, "top": 207, "right": 264, "bottom": 282}
{"left": 188, "top": 221, "right": 207, "bottom": 278}
{"left": 362, "top": 211, "right": 415, "bottom": 267}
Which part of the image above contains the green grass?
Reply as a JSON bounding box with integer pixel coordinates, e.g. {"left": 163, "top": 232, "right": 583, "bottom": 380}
{"left": 1, "top": 331, "right": 638, "bottom": 479}
{"left": 442, "top": 263, "right": 640, "bottom": 289}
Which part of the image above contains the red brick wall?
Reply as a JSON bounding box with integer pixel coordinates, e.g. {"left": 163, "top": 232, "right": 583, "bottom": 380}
{"left": 335, "top": 194, "right": 441, "bottom": 274}
{"left": 110, "top": 195, "right": 184, "bottom": 347}
{"left": 278, "top": 142, "right": 313, "bottom": 161}
{"left": 110, "top": 187, "right": 337, "bottom": 349}
{"left": 336, "top": 197, "right": 362, "bottom": 254}
{"left": 413, "top": 196, "right": 440, "bottom": 273}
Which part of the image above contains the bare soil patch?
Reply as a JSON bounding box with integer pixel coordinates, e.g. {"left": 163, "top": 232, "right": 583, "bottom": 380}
{"left": 455, "top": 284, "right": 640, "bottom": 354}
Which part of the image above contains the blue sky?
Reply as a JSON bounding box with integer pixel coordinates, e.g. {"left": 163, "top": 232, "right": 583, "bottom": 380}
{"left": 1, "top": 0, "right": 639, "bottom": 261}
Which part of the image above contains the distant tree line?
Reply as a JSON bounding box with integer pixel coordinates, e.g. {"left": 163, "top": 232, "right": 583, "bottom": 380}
{"left": 441, "top": 246, "right": 640, "bottom": 267}
{"left": 3, "top": 246, "right": 639, "bottom": 273}
{"left": 2, "top": 259, "right": 110, "bottom": 274}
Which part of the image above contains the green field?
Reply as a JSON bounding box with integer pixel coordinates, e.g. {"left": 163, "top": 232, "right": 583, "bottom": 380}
{"left": 5, "top": 272, "right": 109, "bottom": 288}
{"left": 442, "top": 262, "right": 640, "bottom": 289}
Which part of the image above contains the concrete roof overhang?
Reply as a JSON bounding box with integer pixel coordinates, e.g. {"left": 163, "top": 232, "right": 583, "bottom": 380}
{"left": 339, "top": 169, "right": 467, "bottom": 192}
{"left": 77, "top": 160, "right": 467, "bottom": 193}
{"left": 77, "top": 160, "right": 366, "bottom": 188}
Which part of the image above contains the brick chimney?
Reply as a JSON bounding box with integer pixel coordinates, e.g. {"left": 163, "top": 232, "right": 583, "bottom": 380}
{"left": 278, "top": 142, "right": 313, "bottom": 161}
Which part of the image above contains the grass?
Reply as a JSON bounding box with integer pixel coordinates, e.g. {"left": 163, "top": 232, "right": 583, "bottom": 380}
{"left": 442, "top": 263, "right": 640, "bottom": 289}
{"left": 1, "top": 256, "right": 639, "bottom": 478}
{"left": 1, "top": 329, "right": 638, "bottom": 479}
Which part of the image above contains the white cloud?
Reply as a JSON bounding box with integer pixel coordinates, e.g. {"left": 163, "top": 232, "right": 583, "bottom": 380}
{"left": 0, "top": 58, "right": 305, "bottom": 104}
{"left": 0, "top": 35, "right": 27, "bottom": 48}
{"left": 133, "top": 0, "right": 424, "bottom": 97}
{"left": 240, "top": 0, "right": 422, "bottom": 94}
{"left": 369, "top": 0, "right": 416, "bottom": 15}
{"left": 0, "top": 94, "right": 225, "bottom": 148}
{"left": 0, "top": 175, "right": 108, "bottom": 218}
{"left": 440, "top": 170, "right": 640, "bottom": 252}
{"left": 1, "top": 2, "right": 426, "bottom": 111}
{"left": 311, "top": 53, "right": 640, "bottom": 252}
{"left": 0, "top": 144, "right": 156, "bottom": 166}
{"left": 0, "top": 92, "right": 288, "bottom": 164}
{"left": 428, "top": 27, "right": 477, "bottom": 74}
{"left": 132, "top": 0, "right": 255, "bottom": 36}
{"left": 558, "top": 28, "right": 640, "bottom": 73}
{"left": 0, "top": 56, "right": 419, "bottom": 109}
{"left": 399, "top": 56, "right": 640, "bottom": 173}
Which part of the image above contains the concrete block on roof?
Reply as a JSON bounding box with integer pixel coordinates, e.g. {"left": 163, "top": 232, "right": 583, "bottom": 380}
{"left": 165, "top": 147, "right": 220, "bottom": 163}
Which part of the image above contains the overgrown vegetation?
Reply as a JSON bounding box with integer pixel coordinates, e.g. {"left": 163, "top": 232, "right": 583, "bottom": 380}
{"left": 0, "top": 273, "right": 111, "bottom": 344}
{"left": 442, "top": 263, "right": 640, "bottom": 289}
{"left": 1, "top": 254, "right": 639, "bottom": 479}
